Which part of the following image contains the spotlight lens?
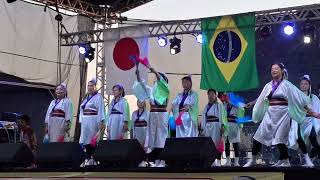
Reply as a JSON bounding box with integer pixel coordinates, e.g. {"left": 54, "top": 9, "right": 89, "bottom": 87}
{"left": 284, "top": 24, "right": 294, "bottom": 35}
{"left": 85, "top": 58, "right": 91, "bottom": 63}
{"left": 196, "top": 34, "right": 203, "bottom": 43}
{"left": 158, "top": 37, "right": 167, "bottom": 47}
{"left": 79, "top": 46, "right": 86, "bottom": 55}
{"left": 304, "top": 36, "right": 311, "bottom": 44}
{"left": 170, "top": 48, "right": 176, "bottom": 55}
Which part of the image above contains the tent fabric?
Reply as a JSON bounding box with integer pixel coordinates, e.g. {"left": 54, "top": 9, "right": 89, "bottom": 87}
{"left": 122, "top": 0, "right": 320, "bottom": 20}
{"left": 0, "top": 1, "right": 91, "bottom": 140}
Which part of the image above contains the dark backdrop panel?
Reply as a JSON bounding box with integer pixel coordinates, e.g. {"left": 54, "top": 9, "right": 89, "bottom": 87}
{"left": 239, "top": 21, "right": 320, "bottom": 106}
{"left": 0, "top": 73, "right": 54, "bottom": 143}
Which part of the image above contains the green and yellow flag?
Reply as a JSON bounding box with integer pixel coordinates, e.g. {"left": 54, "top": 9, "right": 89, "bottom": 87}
{"left": 200, "top": 13, "right": 258, "bottom": 91}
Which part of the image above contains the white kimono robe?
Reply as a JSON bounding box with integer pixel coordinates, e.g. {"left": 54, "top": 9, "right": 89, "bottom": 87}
{"left": 289, "top": 94, "right": 320, "bottom": 149}
{"left": 172, "top": 91, "right": 199, "bottom": 138}
{"left": 132, "top": 109, "right": 149, "bottom": 149}
{"left": 132, "top": 78, "right": 169, "bottom": 149}
{"left": 45, "top": 98, "right": 73, "bottom": 142}
{"left": 225, "top": 105, "right": 242, "bottom": 143}
{"left": 201, "top": 101, "right": 226, "bottom": 147}
{"left": 79, "top": 93, "right": 106, "bottom": 145}
{"left": 253, "top": 80, "right": 310, "bottom": 146}
{"left": 107, "top": 97, "right": 130, "bottom": 140}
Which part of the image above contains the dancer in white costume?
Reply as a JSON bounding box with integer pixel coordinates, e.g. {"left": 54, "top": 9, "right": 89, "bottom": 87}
{"left": 244, "top": 63, "right": 320, "bottom": 167}
{"left": 131, "top": 100, "right": 149, "bottom": 167}
{"left": 44, "top": 83, "right": 73, "bottom": 142}
{"left": 107, "top": 84, "right": 130, "bottom": 140}
{"left": 219, "top": 92, "right": 244, "bottom": 167}
{"left": 172, "top": 76, "right": 199, "bottom": 138}
{"left": 200, "top": 89, "right": 227, "bottom": 167}
{"left": 79, "top": 79, "right": 106, "bottom": 167}
{"left": 288, "top": 75, "right": 320, "bottom": 167}
{"left": 133, "top": 67, "right": 170, "bottom": 167}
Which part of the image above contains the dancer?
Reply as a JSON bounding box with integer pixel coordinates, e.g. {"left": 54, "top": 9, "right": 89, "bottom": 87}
{"left": 172, "top": 75, "right": 199, "bottom": 138}
{"left": 79, "top": 79, "right": 106, "bottom": 167}
{"left": 244, "top": 63, "right": 320, "bottom": 167}
{"left": 134, "top": 67, "right": 170, "bottom": 167}
{"left": 19, "top": 115, "right": 37, "bottom": 168}
{"left": 131, "top": 100, "right": 149, "bottom": 167}
{"left": 289, "top": 75, "right": 320, "bottom": 167}
{"left": 220, "top": 92, "right": 244, "bottom": 167}
{"left": 107, "top": 84, "right": 130, "bottom": 140}
{"left": 44, "top": 83, "right": 73, "bottom": 142}
{"left": 200, "top": 89, "right": 227, "bottom": 167}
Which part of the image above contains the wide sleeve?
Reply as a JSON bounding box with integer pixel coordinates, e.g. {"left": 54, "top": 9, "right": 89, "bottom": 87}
{"left": 285, "top": 80, "right": 310, "bottom": 124}
{"left": 124, "top": 99, "right": 131, "bottom": 129}
{"left": 172, "top": 94, "right": 180, "bottom": 119}
{"left": 97, "top": 94, "right": 106, "bottom": 123}
{"left": 311, "top": 94, "right": 320, "bottom": 133}
{"left": 218, "top": 99, "right": 228, "bottom": 131}
{"left": 236, "top": 107, "right": 245, "bottom": 128}
{"left": 188, "top": 91, "right": 199, "bottom": 124}
{"left": 65, "top": 98, "right": 73, "bottom": 122}
{"left": 131, "top": 111, "right": 136, "bottom": 138}
{"left": 132, "top": 79, "right": 152, "bottom": 102}
{"left": 45, "top": 101, "right": 54, "bottom": 124}
{"left": 201, "top": 105, "right": 207, "bottom": 131}
{"left": 153, "top": 77, "right": 170, "bottom": 105}
{"left": 311, "top": 94, "right": 320, "bottom": 113}
{"left": 252, "top": 83, "right": 271, "bottom": 123}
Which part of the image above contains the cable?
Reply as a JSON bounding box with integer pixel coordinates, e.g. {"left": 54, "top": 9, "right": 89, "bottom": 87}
{"left": 0, "top": 50, "right": 84, "bottom": 67}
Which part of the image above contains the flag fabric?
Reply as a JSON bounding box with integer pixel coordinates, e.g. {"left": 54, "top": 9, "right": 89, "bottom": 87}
{"left": 200, "top": 13, "right": 258, "bottom": 92}
{"left": 104, "top": 25, "right": 149, "bottom": 94}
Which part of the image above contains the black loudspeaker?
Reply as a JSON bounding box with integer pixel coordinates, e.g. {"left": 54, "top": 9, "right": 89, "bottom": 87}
{"left": 94, "top": 139, "right": 146, "bottom": 168}
{"left": 160, "top": 137, "right": 216, "bottom": 168}
{"left": 0, "top": 143, "right": 34, "bottom": 167}
{"left": 37, "top": 142, "right": 85, "bottom": 168}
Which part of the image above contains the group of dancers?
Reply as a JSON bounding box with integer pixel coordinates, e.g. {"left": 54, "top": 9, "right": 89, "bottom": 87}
{"left": 42, "top": 61, "right": 320, "bottom": 168}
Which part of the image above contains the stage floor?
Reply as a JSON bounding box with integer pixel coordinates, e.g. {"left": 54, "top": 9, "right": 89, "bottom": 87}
{"left": 0, "top": 166, "right": 319, "bottom": 180}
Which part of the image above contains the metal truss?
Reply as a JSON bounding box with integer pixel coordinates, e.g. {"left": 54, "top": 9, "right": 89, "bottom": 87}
{"left": 32, "top": 0, "right": 103, "bottom": 18}
{"left": 31, "top": 0, "right": 153, "bottom": 21}
{"left": 255, "top": 4, "right": 320, "bottom": 26}
{"left": 61, "top": 4, "right": 320, "bottom": 46}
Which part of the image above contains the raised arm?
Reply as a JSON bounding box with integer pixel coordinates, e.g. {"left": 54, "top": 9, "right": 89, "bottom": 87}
{"left": 150, "top": 67, "right": 161, "bottom": 81}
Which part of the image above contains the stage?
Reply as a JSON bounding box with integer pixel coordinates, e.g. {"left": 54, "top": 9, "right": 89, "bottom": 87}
{"left": 0, "top": 166, "right": 319, "bottom": 180}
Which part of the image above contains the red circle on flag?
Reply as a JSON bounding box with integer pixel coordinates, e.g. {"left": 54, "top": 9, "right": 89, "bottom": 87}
{"left": 113, "top": 38, "right": 140, "bottom": 71}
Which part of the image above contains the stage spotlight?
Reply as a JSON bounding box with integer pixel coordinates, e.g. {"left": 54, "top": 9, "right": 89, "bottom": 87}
{"left": 304, "top": 36, "right": 311, "bottom": 44}
{"left": 302, "top": 20, "right": 315, "bottom": 44}
{"left": 79, "top": 44, "right": 95, "bottom": 63}
{"left": 170, "top": 36, "right": 182, "bottom": 55}
{"left": 283, "top": 23, "right": 294, "bottom": 36}
{"left": 55, "top": 14, "right": 63, "bottom": 22}
{"left": 158, "top": 36, "right": 167, "bottom": 47}
{"left": 196, "top": 33, "right": 203, "bottom": 43}
{"left": 259, "top": 26, "right": 271, "bottom": 37}
{"left": 170, "top": 37, "right": 181, "bottom": 55}
{"left": 7, "top": 0, "right": 17, "bottom": 3}
{"left": 79, "top": 46, "right": 86, "bottom": 55}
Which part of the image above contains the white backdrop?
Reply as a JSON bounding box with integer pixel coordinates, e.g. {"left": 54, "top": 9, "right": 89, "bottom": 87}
{"left": 0, "top": 1, "right": 81, "bottom": 138}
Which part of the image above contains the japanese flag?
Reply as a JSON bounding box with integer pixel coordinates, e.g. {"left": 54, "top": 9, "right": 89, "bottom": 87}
{"left": 104, "top": 25, "right": 149, "bottom": 95}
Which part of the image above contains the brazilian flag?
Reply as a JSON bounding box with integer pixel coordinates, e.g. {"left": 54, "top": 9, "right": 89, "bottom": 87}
{"left": 200, "top": 13, "right": 258, "bottom": 92}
